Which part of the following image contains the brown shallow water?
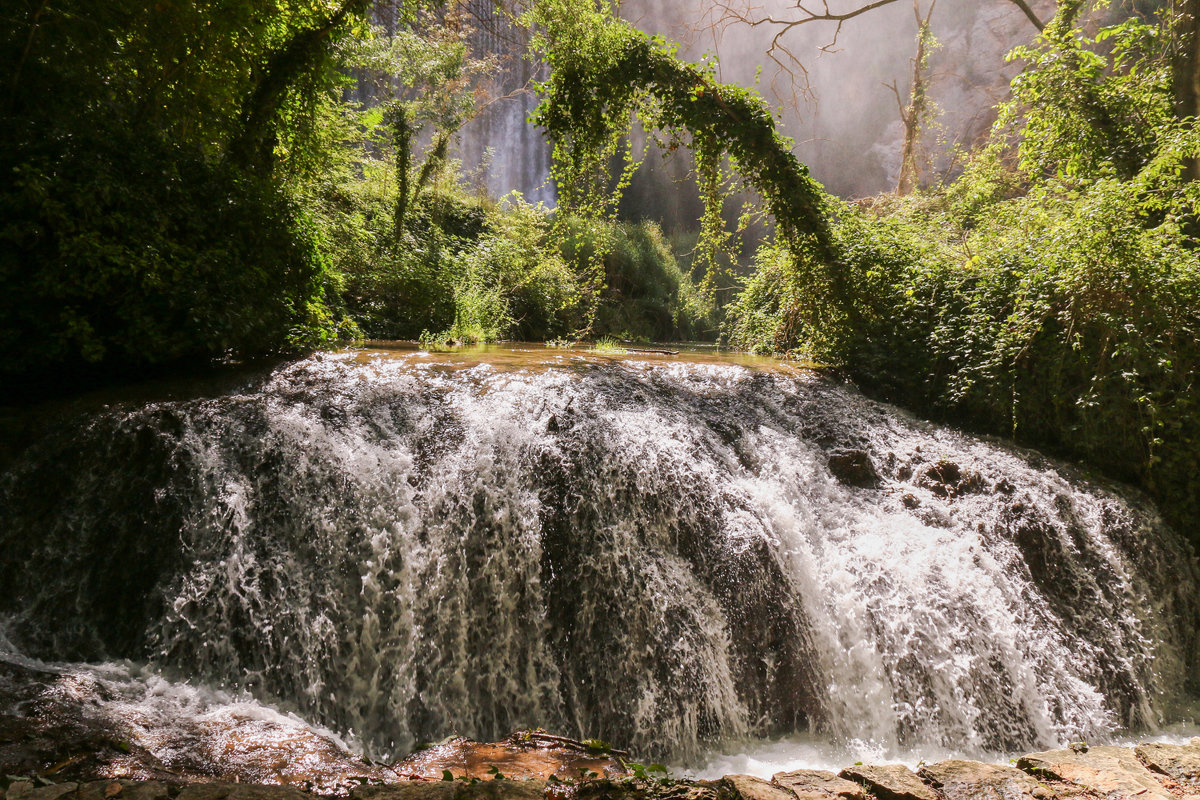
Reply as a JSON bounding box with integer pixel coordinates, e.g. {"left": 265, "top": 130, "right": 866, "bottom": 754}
{"left": 341, "top": 341, "right": 811, "bottom": 373}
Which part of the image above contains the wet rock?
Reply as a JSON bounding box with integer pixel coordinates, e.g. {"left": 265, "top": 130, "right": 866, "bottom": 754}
{"left": 395, "top": 733, "right": 625, "bottom": 780}
{"left": 917, "top": 460, "right": 984, "bottom": 500}
{"left": 653, "top": 784, "right": 722, "bottom": 800}
{"left": 78, "top": 782, "right": 168, "bottom": 800}
{"left": 177, "top": 784, "right": 313, "bottom": 800}
{"left": 827, "top": 450, "right": 880, "bottom": 488}
{"left": 577, "top": 779, "right": 709, "bottom": 800}
{"left": 771, "top": 769, "right": 867, "bottom": 799}
{"left": 900, "top": 493, "right": 921, "bottom": 509}
{"left": 1135, "top": 739, "right": 1200, "bottom": 785}
{"left": 173, "top": 787, "right": 230, "bottom": 800}
{"left": 722, "top": 775, "right": 796, "bottom": 800}
{"left": 1018, "top": 746, "right": 1173, "bottom": 799}
{"left": 837, "top": 765, "right": 939, "bottom": 800}
{"left": 351, "top": 781, "right": 546, "bottom": 800}
{"left": 6, "top": 784, "right": 78, "bottom": 800}
{"left": 918, "top": 760, "right": 1047, "bottom": 800}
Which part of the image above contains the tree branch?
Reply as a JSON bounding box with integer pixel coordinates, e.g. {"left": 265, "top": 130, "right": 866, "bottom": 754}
{"left": 1007, "top": 0, "right": 1045, "bottom": 31}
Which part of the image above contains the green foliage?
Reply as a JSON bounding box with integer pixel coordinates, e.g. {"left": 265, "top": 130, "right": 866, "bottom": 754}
{"left": 592, "top": 336, "right": 627, "bottom": 354}
{"left": 528, "top": 0, "right": 833, "bottom": 334}
{"left": 625, "top": 762, "right": 669, "bottom": 781}
{"left": 0, "top": 0, "right": 381, "bottom": 391}
{"left": 559, "top": 218, "right": 717, "bottom": 342}
{"left": 1004, "top": 13, "right": 1174, "bottom": 180}
{"left": 727, "top": 1, "right": 1200, "bottom": 545}
{"left": 438, "top": 196, "right": 579, "bottom": 344}
{"left": 312, "top": 155, "right": 472, "bottom": 339}
{"left": 0, "top": 122, "right": 341, "bottom": 388}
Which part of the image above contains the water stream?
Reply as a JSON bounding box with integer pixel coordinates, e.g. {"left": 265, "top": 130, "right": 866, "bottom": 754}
{"left": 2, "top": 343, "right": 1197, "bottom": 776}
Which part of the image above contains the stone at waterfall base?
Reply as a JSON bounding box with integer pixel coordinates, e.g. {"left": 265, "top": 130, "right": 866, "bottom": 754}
{"left": 1018, "top": 745, "right": 1174, "bottom": 799}
{"left": 918, "top": 760, "right": 1050, "bottom": 800}
{"left": 837, "top": 765, "right": 938, "bottom": 800}
{"left": 6, "top": 731, "right": 1200, "bottom": 800}
{"left": 721, "top": 776, "right": 799, "bottom": 800}
{"left": 1135, "top": 738, "right": 1200, "bottom": 786}
{"left": 771, "top": 769, "right": 867, "bottom": 800}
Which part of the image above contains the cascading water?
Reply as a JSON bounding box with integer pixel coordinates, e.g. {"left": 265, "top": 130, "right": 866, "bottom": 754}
{"left": 1, "top": 345, "right": 1197, "bottom": 773}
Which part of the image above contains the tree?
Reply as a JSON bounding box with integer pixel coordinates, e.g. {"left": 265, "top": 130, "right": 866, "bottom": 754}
{"left": 888, "top": 0, "right": 937, "bottom": 194}
{"left": 0, "top": 0, "right": 385, "bottom": 388}
{"left": 529, "top": 0, "right": 844, "bottom": 341}
{"left": 229, "top": 0, "right": 373, "bottom": 173}
{"left": 1172, "top": 0, "right": 1200, "bottom": 177}
{"left": 702, "top": 0, "right": 1046, "bottom": 99}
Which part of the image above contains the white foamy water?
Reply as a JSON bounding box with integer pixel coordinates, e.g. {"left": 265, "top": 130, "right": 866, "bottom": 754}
{"left": 1, "top": 345, "right": 1196, "bottom": 767}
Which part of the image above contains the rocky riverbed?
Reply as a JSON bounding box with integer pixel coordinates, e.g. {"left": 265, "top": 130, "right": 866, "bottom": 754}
{"left": 3, "top": 729, "right": 1199, "bottom": 800}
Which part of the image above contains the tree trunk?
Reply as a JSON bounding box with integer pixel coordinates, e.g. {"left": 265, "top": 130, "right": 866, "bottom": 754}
{"left": 1173, "top": 0, "right": 1200, "bottom": 179}
{"left": 228, "top": 0, "right": 369, "bottom": 173}
{"left": 390, "top": 104, "right": 414, "bottom": 238}
{"left": 896, "top": 0, "right": 936, "bottom": 195}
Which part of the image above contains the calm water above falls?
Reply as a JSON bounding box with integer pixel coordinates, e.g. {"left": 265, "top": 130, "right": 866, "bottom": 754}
{"left": 1, "top": 343, "right": 1197, "bottom": 775}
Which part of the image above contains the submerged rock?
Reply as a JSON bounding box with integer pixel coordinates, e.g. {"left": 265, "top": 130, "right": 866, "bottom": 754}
{"left": 916, "top": 460, "right": 984, "bottom": 500}
{"left": 917, "top": 760, "right": 1047, "bottom": 800}
{"left": 837, "top": 765, "right": 939, "bottom": 800}
{"left": 1018, "top": 746, "right": 1173, "bottom": 799}
{"left": 6, "top": 784, "right": 79, "bottom": 800}
{"left": 78, "top": 782, "right": 168, "bottom": 800}
{"left": 176, "top": 786, "right": 311, "bottom": 800}
{"left": 771, "top": 769, "right": 866, "bottom": 800}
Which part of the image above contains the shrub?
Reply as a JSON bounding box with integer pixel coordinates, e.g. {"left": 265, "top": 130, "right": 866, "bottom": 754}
{"left": 0, "top": 123, "right": 340, "bottom": 394}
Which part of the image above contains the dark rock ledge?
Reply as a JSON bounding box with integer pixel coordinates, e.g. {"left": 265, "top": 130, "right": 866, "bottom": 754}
{"left": 4, "top": 736, "right": 1200, "bottom": 800}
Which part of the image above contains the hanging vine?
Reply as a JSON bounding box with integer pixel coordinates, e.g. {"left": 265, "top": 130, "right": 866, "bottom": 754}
{"left": 527, "top": 0, "right": 839, "bottom": 336}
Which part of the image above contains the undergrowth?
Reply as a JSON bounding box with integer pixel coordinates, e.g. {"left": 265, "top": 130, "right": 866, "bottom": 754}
{"left": 726, "top": 9, "right": 1200, "bottom": 547}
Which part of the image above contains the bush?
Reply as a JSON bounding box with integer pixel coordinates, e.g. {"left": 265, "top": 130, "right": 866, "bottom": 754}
{"left": 319, "top": 175, "right": 468, "bottom": 340}
{"left": 726, "top": 8, "right": 1200, "bottom": 548}
{"left": 727, "top": 141, "right": 1200, "bottom": 548}
{"left": 560, "top": 217, "right": 717, "bottom": 342}
{"left": 0, "top": 123, "right": 341, "bottom": 394}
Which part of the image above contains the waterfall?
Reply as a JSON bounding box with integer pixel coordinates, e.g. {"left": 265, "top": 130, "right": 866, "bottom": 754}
{"left": 1, "top": 347, "right": 1196, "bottom": 765}
{"left": 455, "top": 2, "right": 554, "bottom": 206}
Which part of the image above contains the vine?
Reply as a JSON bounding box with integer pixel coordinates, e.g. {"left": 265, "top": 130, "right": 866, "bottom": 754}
{"left": 527, "top": 0, "right": 839, "bottom": 336}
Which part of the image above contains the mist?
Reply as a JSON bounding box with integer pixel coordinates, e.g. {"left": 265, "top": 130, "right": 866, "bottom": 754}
{"left": 453, "top": 0, "right": 1053, "bottom": 213}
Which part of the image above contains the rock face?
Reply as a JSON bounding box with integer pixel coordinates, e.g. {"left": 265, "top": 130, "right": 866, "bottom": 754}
{"left": 826, "top": 450, "right": 881, "bottom": 488}
{"left": 1135, "top": 739, "right": 1200, "bottom": 785}
{"left": 771, "top": 770, "right": 867, "bottom": 800}
{"left": 837, "top": 764, "right": 939, "bottom": 800}
{"left": 918, "top": 760, "right": 1047, "bottom": 800}
{"left": 1018, "top": 746, "right": 1174, "bottom": 800}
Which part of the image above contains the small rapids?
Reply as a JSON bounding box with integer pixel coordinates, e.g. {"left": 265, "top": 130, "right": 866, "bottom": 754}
{"left": 1, "top": 344, "right": 1197, "bottom": 770}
